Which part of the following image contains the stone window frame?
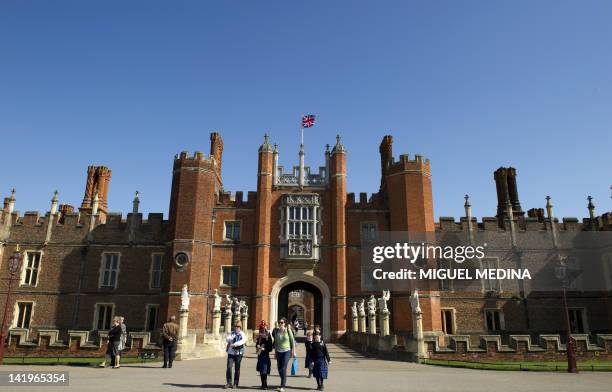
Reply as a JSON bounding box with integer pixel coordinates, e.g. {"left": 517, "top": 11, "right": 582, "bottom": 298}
{"left": 93, "top": 302, "right": 115, "bottom": 331}
{"left": 149, "top": 253, "right": 164, "bottom": 289}
{"left": 220, "top": 265, "right": 240, "bottom": 288}
{"left": 440, "top": 307, "right": 457, "bottom": 335}
{"left": 479, "top": 257, "right": 502, "bottom": 293}
{"left": 223, "top": 220, "right": 242, "bottom": 242}
{"left": 20, "top": 250, "right": 43, "bottom": 287}
{"left": 483, "top": 308, "right": 505, "bottom": 331}
{"left": 99, "top": 252, "right": 121, "bottom": 289}
{"left": 13, "top": 301, "right": 35, "bottom": 329}
{"left": 360, "top": 221, "right": 379, "bottom": 242}
{"left": 279, "top": 193, "right": 322, "bottom": 261}
{"left": 568, "top": 307, "right": 589, "bottom": 334}
{"left": 144, "top": 304, "right": 160, "bottom": 332}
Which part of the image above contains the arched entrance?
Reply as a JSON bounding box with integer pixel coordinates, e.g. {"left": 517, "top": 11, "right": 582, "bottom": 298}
{"left": 270, "top": 274, "right": 330, "bottom": 338}
{"left": 278, "top": 282, "right": 322, "bottom": 330}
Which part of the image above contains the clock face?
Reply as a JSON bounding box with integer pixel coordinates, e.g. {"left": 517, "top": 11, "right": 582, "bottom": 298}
{"left": 174, "top": 252, "right": 190, "bottom": 270}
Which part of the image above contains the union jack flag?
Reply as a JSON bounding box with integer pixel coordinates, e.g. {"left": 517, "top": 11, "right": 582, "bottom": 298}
{"left": 302, "top": 114, "right": 316, "bottom": 128}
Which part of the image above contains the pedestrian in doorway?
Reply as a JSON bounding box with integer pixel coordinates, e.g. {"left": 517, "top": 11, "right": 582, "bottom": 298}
{"left": 308, "top": 332, "right": 331, "bottom": 391}
{"left": 255, "top": 321, "right": 273, "bottom": 390}
{"left": 303, "top": 321, "right": 308, "bottom": 336}
{"left": 161, "top": 315, "right": 179, "bottom": 368}
{"left": 99, "top": 317, "right": 122, "bottom": 368}
{"left": 272, "top": 317, "right": 295, "bottom": 392}
{"left": 225, "top": 322, "right": 246, "bottom": 389}
{"left": 304, "top": 330, "right": 314, "bottom": 378}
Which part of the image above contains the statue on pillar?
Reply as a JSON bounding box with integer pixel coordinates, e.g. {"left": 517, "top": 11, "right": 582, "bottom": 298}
{"left": 358, "top": 299, "right": 366, "bottom": 317}
{"left": 180, "top": 284, "right": 190, "bottom": 311}
{"left": 351, "top": 302, "right": 358, "bottom": 319}
{"left": 367, "top": 295, "right": 377, "bottom": 316}
{"left": 231, "top": 297, "right": 241, "bottom": 314}
{"left": 213, "top": 289, "right": 222, "bottom": 312}
{"left": 409, "top": 288, "right": 421, "bottom": 314}
{"left": 378, "top": 290, "right": 390, "bottom": 313}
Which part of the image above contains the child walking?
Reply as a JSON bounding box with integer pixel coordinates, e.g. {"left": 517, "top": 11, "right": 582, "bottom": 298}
{"left": 308, "top": 332, "right": 331, "bottom": 391}
{"left": 304, "top": 330, "right": 314, "bottom": 378}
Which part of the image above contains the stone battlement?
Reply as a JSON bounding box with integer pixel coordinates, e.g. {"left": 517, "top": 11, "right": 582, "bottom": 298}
{"left": 436, "top": 213, "right": 612, "bottom": 232}
{"left": 386, "top": 153, "right": 431, "bottom": 176}
{"left": 346, "top": 192, "right": 386, "bottom": 210}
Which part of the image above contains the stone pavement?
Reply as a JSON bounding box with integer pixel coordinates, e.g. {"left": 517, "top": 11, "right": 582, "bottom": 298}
{"left": 2, "top": 343, "right": 612, "bottom": 392}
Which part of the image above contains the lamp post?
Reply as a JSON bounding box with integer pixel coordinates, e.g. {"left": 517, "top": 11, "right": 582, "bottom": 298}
{"left": 0, "top": 245, "right": 23, "bottom": 365}
{"left": 554, "top": 259, "right": 578, "bottom": 373}
{"left": 204, "top": 211, "right": 217, "bottom": 333}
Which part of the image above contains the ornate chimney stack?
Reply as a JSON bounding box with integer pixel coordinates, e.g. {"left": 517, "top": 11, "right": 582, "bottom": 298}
{"left": 79, "top": 166, "right": 111, "bottom": 218}
{"left": 379, "top": 135, "right": 393, "bottom": 194}
{"left": 494, "top": 167, "right": 524, "bottom": 224}
{"left": 210, "top": 131, "right": 224, "bottom": 176}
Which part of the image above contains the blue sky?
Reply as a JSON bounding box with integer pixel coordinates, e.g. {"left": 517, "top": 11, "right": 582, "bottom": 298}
{"left": 1, "top": 1, "right": 610, "bottom": 220}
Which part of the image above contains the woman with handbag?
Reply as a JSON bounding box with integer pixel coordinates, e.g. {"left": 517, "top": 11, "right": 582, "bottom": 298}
{"left": 272, "top": 317, "right": 295, "bottom": 392}
{"left": 255, "top": 321, "right": 273, "bottom": 390}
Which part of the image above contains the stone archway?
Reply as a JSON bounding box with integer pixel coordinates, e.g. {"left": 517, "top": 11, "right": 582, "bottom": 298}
{"left": 270, "top": 273, "right": 331, "bottom": 339}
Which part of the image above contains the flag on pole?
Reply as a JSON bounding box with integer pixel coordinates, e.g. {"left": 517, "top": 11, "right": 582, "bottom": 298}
{"left": 302, "top": 114, "right": 316, "bottom": 128}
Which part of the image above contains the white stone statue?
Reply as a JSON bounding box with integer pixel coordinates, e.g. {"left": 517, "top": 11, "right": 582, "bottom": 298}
{"left": 409, "top": 288, "right": 421, "bottom": 314}
{"left": 351, "top": 302, "right": 358, "bottom": 318}
{"left": 379, "top": 290, "right": 390, "bottom": 312}
{"left": 239, "top": 299, "right": 246, "bottom": 315}
{"left": 213, "top": 289, "right": 221, "bottom": 312}
{"left": 358, "top": 298, "right": 366, "bottom": 317}
{"left": 180, "top": 284, "right": 190, "bottom": 311}
{"left": 232, "top": 297, "right": 241, "bottom": 314}
{"left": 367, "top": 295, "right": 377, "bottom": 316}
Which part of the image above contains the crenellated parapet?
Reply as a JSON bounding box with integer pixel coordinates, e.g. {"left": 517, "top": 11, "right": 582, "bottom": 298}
{"left": 346, "top": 192, "right": 386, "bottom": 210}
{"left": 216, "top": 190, "right": 257, "bottom": 209}
{"left": 436, "top": 212, "right": 612, "bottom": 232}
{"left": 386, "top": 153, "right": 431, "bottom": 178}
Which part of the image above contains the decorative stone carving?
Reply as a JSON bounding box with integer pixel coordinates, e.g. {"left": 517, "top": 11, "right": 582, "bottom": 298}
{"left": 288, "top": 239, "right": 313, "bottom": 256}
{"left": 379, "top": 290, "right": 390, "bottom": 313}
{"left": 213, "top": 289, "right": 221, "bottom": 312}
{"left": 180, "top": 284, "right": 190, "bottom": 311}
{"left": 351, "top": 302, "right": 358, "bottom": 318}
{"left": 358, "top": 299, "right": 366, "bottom": 317}
{"left": 284, "top": 194, "right": 320, "bottom": 205}
{"left": 409, "top": 288, "right": 421, "bottom": 314}
{"left": 367, "top": 295, "right": 377, "bottom": 316}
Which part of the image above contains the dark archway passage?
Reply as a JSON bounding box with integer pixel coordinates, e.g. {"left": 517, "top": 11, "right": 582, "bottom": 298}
{"left": 277, "top": 281, "right": 322, "bottom": 329}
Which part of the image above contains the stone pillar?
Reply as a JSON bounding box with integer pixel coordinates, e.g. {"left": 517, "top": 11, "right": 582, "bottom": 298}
{"left": 352, "top": 314, "right": 358, "bottom": 332}
{"left": 212, "top": 310, "right": 222, "bottom": 337}
{"left": 413, "top": 310, "right": 426, "bottom": 361}
{"left": 241, "top": 311, "right": 248, "bottom": 331}
{"left": 178, "top": 309, "right": 189, "bottom": 343}
{"left": 358, "top": 313, "right": 366, "bottom": 333}
{"left": 232, "top": 312, "right": 240, "bottom": 330}
{"left": 380, "top": 310, "right": 390, "bottom": 336}
{"left": 224, "top": 309, "right": 232, "bottom": 335}
{"left": 368, "top": 313, "right": 377, "bottom": 335}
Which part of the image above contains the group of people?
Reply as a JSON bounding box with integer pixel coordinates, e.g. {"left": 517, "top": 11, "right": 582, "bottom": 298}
{"left": 225, "top": 318, "right": 331, "bottom": 391}
{"left": 99, "top": 316, "right": 127, "bottom": 368}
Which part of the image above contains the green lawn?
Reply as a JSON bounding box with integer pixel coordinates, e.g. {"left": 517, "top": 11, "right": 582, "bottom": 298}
{"left": 423, "top": 358, "right": 612, "bottom": 371}
{"left": 3, "top": 356, "right": 162, "bottom": 366}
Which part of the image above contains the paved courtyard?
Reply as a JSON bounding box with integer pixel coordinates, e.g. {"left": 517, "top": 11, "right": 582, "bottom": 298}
{"left": 2, "top": 343, "right": 612, "bottom": 392}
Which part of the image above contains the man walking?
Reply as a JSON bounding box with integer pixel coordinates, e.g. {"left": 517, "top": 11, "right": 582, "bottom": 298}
{"left": 224, "top": 322, "right": 246, "bottom": 389}
{"left": 162, "top": 315, "right": 179, "bottom": 368}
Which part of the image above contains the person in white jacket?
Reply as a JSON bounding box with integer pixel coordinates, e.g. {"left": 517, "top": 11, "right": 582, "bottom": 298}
{"left": 225, "top": 322, "right": 246, "bottom": 389}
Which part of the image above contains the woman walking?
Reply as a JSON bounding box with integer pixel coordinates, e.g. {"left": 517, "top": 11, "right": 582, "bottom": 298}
{"left": 272, "top": 317, "right": 295, "bottom": 392}
{"left": 308, "top": 332, "right": 331, "bottom": 391}
{"left": 116, "top": 316, "right": 127, "bottom": 368}
{"left": 99, "top": 317, "right": 122, "bottom": 368}
{"left": 224, "top": 322, "right": 246, "bottom": 389}
{"left": 255, "top": 321, "right": 273, "bottom": 390}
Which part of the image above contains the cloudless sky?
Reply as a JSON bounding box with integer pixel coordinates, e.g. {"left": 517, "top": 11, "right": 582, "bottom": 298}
{"left": 1, "top": 0, "right": 610, "bottom": 220}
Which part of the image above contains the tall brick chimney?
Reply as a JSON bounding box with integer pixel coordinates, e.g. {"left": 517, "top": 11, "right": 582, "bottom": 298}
{"left": 494, "top": 167, "right": 524, "bottom": 222}
{"left": 210, "top": 131, "right": 224, "bottom": 176}
{"left": 379, "top": 135, "right": 393, "bottom": 194}
{"left": 79, "top": 166, "right": 111, "bottom": 218}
